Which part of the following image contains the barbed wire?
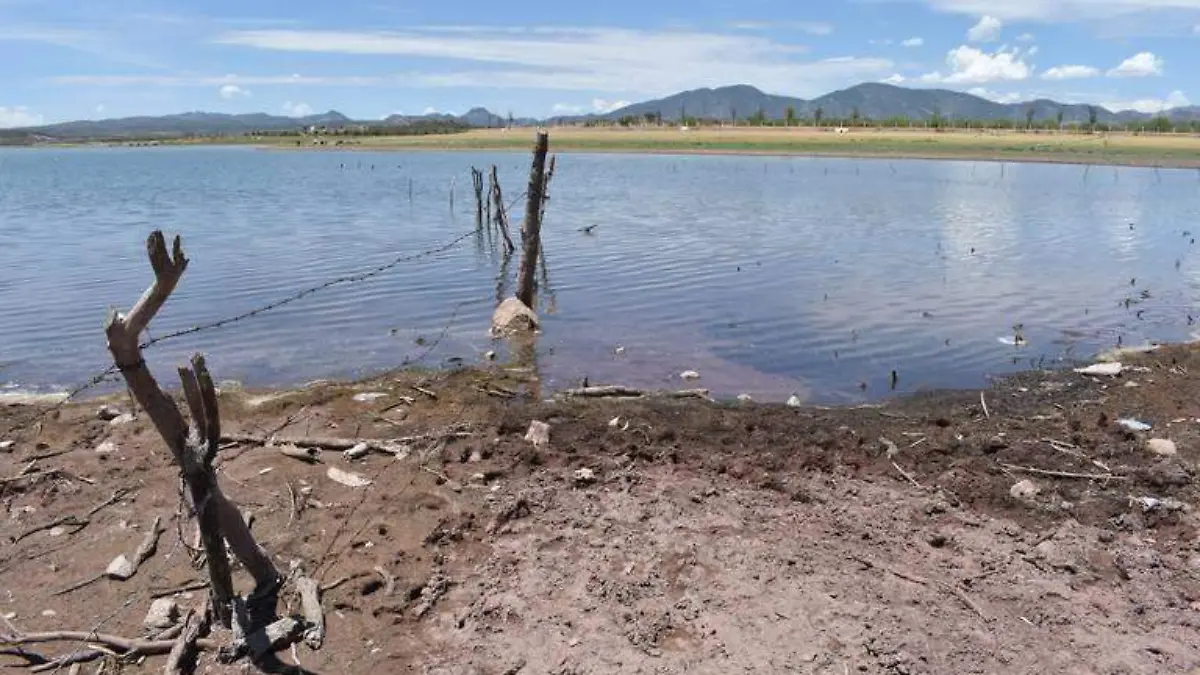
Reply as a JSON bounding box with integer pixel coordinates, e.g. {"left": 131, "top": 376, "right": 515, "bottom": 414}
{"left": 2, "top": 229, "right": 482, "bottom": 437}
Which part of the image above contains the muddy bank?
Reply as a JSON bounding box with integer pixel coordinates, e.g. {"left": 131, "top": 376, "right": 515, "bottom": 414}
{"left": 1, "top": 345, "right": 1198, "bottom": 674}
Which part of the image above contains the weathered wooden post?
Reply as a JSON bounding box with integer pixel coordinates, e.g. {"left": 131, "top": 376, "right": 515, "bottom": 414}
{"left": 104, "top": 231, "right": 280, "bottom": 628}
{"left": 471, "top": 167, "right": 485, "bottom": 228}
{"left": 490, "top": 165, "right": 515, "bottom": 254}
{"left": 538, "top": 154, "right": 556, "bottom": 223}
{"left": 516, "top": 131, "right": 550, "bottom": 308}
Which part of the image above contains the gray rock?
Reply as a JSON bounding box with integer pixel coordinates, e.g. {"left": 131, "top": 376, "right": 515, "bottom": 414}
{"left": 144, "top": 598, "right": 180, "bottom": 630}
{"left": 0, "top": 440, "right": 14, "bottom": 452}
{"left": 96, "top": 405, "right": 122, "bottom": 421}
{"left": 1146, "top": 439, "right": 1178, "bottom": 457}
{"left": 1010, "top": 479, "right": 1040, "bottom": 500}
{"left": 786, "top": 395, "right": 803, "bottom": 408}
{"left": 525, "top": 420, "right": 550, "bottom": 447}
{"left": 95, "top": 441, "right": 118, "bottom": 455}
{"left": 680, "top": 370, "right": 701, "bottom": 381}
{"left": 491, "top": 297, "right": 539, "bottom": 336}
{"left": 109, "top": 413, "right": 135, "bottom": 426}
{"left": 105, "top": 554, "right": 135, "bottom": 580}
{"left": 573, "top": 468, "right": 597, "bottom": 486}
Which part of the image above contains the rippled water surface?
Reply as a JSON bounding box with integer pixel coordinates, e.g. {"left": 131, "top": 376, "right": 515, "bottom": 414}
{"left": 2, "top": 146, "right": 1198, "bottom": 403}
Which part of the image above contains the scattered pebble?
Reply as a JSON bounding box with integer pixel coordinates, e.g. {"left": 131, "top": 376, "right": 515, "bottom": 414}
{"left": 41, "top": 610, "right": 56, "bottom": 618}
{"left": 525, "top": 420, "right": 551, "bottom": 447}
{"left": 0, "top": 440, "right": 14, "bottom": 452}
{"left": 786, "top": 395, "right": 803, "bottom": 408}
{"left": 352, "top": 392, "right": 387, "bottom": 403}
{"left": 1075, "top": 363, "right": 1124, "bottom": 377}
{"left": 1146, "top": 439, "right": 1178, "bottom": 457}
{"left": 144, "top": 598, "right": 180, "bottom": 630}
{"left": 106, "top": 554, "right": 135, "bottom": 580}
{"left": 95, "top": 440, "right": 118, "bottom": 455}
{"left": 1010, "top": 479, "right": 1040, "bottom": 500}
{"left": 573, "top": 468, "right": 597, "bottom": 486}
{"left": 109, "top": 413, "right": 135, "bottom": 426}
{"left": 1, "top": 612, "right": 14, "bottom": 620}
{"left": 680, "top": 370, "right": 700, "bottom": 381}
{"left": 96, "top": 405, "right": 122, "bottom": 421}
{"left": 343, "top": 442, "right": 371, "bottom": 460}
{"left": 326, "top": 467, "right": 372, "bottom": 488}
{"left": 1118, "top": 418, "right": 1152, "bottom": 432}
{"left": 737, "top": 393, "right": 754, "bottom": 403}
{"left": 47, "top": 526, "right": 65, "bottom": 537}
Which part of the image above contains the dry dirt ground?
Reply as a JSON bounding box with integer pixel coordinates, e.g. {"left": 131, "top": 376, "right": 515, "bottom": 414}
{"left": 2, "top": 345, "right": 1199, "bottom": 674}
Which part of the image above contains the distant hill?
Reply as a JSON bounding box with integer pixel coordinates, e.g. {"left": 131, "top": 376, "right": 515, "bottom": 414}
{"left": 4, "top": 83, "right": 1196, "bottom": 143}
{"left": 599, "top": 83, "right": 1190, "bottom": 125}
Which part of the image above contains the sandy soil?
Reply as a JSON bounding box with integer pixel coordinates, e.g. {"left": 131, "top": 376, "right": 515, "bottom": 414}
{"left": 255, "top": 127, "right": 1200, "bottom": 169}
{"left": 2, "top": 344, "right": 1199, "bottom": 674}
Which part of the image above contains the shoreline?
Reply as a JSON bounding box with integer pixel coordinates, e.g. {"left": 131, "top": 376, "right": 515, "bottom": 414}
{"left": 258, "top": 141, "right": 1200, "bottom": 169}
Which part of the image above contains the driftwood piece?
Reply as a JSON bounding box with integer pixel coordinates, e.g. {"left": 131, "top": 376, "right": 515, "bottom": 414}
{"left": 516, "top": 131, "right": 549, "bottom": 309}
{"left": 295, "top": 576, "right": 325, "bottom": 650}
{"left": 222, "top": 431, "right": 472, "bottom": 453}
{"left": 0, "top": 629, "right": 219, "bottom": 656}
{"left": 104, "top": 231, "right": 279, "bottom": 627}
{"left": 162, "top": 607, "right": 206, "bottom": 675}
{"left": 562, "top": 386, "right": 712, "bottom": 400}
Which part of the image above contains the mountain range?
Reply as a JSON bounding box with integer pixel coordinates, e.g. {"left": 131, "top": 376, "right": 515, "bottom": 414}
{"left": 3, "top": 83, "right": 1197, "bottom": 142}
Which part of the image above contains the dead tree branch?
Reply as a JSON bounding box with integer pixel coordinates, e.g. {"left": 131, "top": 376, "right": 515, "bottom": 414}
{"left": 104, "top": 231, "right": 279, "bottom": 627}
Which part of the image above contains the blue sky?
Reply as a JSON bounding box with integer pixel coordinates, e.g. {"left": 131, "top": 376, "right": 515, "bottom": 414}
{"left": 2, "top": 0, "right": 1199, "bottom": 126}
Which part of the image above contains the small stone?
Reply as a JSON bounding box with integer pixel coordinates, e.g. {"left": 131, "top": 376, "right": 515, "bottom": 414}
{"left": 573, "top": 468, "right": 597, "bottom": 486}
{"left": 569, "top": 637, "right": 581, "bottom": 647}
{"left": 109, "top": 413, "right": 135, "bottom": 426}
{"left": 0, "top": 440, "right": 14, "bottom": 452}
{"left": 468, "top": 449, "right": 483, "bottom": 463}
{"left": 615, "top": 346, "right": 626, "bottom": 355}
{"left": 343, "top": 442, "right": 371, "bottom": 460}
{"left": 786, "top": 395, "right": 803, "bottom": 408}
{"left": 96, "top": 405, "right": 122, "bottom": 421}
{"left": 352, "top": 392, "right": 387, "bottom": 403}
{"left": 484, "top": 350, "right": 497, "bottom": 361}
{"left": 983, "top": 435, "right": 1009, "bottom": 454}
{"left": 1, "top": 612, "right": 14, "bottom": 620}
{"left": 95, "top": 440, "right": 118, "bottom": 455}
{"left": 144, "top": 598, "right": 180, "bottom": 630}
{"left": 1010, "top": 479, "right": 1040, "bottom": 500}
{"left": 737, "top": 393, "right": 754, "bottom": 403}
{"left": 928, "top": 534, "right": 948, "bottom": 548}
{"left": 525, "top": 420, "right": 551, "bottom": 447}
{"left": 1146, "top": 439, "right": 1178, "bottom": 457}
{"left": 106, "top": 554, "right": 135, "bottom": 580}
{"left": 41, "top": 609, "right": 56, "bottom": 617}
{"left": 680, "top": 370, "right": 701, "bottom": 381}
{"left": 47, "top": 526, "right": 65, "bottom": 537}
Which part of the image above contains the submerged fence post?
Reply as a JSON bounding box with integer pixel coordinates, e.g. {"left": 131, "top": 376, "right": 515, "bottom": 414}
{"left": 516, "top": 131, "right": 550, "bottom": 309}
{"left": 490, "top": 165, "right": 514, "bottom": 254}
{"left": 471, "top": 167, "right": 485, "bottom": 228}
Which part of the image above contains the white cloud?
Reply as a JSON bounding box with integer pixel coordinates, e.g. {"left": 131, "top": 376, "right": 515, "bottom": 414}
{"left": 1106, "top": 51, "right": 1164, "bottom": 77}
{"left": 966, "top": 87, "right": 1024, "bottom": 103}
{"left": 0, "top": 106, "right": 43, "bottom": 128}
{"left": 208, "top": 26, "right": 891, "bottom": 96}
{"left": 1101, "top": 89, "right": 1189, "bottom": 113}
{"left": 219, "top": 84, "right": 251, "bottom": 99}
{"left": 883, "top": 73, "right": 908, "bottom": 84}
{"left": 729, "top": 21, "right": 834, "bottom": 35}
{"left": 95, "top": 104, "right": 105, "bottom": 114}
{"left": 551, "top": 103, "right": 584, "bottom": 115}
{"left": 1016, "top": 32, "right": 1036, "bottom": 41}
{"left": 591, "top": 98, "right": 630, "bottom": 113}
{"left": 422, "top": 106, "right": 439, "bottom": 115}
{"left": 967, "top": 16, "right": 1003, "bottom": 42}
{"left": 921, "top": 0, "right": 1200, "bottom": 21}
{"left": 902, "top": 37, "right": 924, "bottom": 46}
{"left": 919, "top": 45, "right": 1031, "bottom": 84}
{"left": 869, "top": 38, "right": 894, "bottom": 45}
{"left": 282, "top": 101, "right": 313, "bottom": 117}
{"left": 1041, "top": 64, "right": 1100, "bottom": 80}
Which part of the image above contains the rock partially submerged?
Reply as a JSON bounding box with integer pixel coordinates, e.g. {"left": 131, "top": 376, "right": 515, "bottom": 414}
{"left": 491, "top": 298, "right": 539, "bottom": 336}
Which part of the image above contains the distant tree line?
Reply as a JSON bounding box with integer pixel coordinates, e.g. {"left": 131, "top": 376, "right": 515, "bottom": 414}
{"left": 581, "top": 105, "right": 1199, "bottom": 134}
